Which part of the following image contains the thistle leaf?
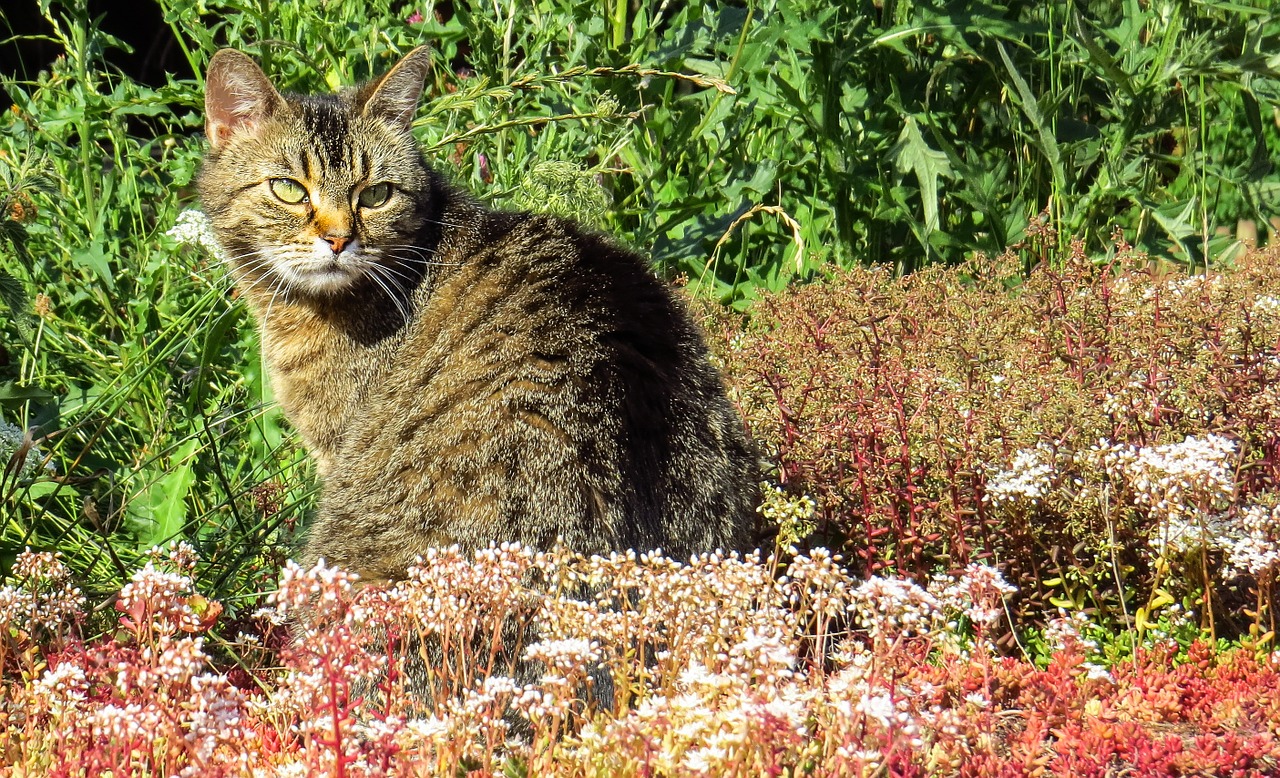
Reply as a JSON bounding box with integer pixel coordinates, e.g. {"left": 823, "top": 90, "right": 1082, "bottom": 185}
{"left": 888, "top": 115, "right": 952, "bottom": 235}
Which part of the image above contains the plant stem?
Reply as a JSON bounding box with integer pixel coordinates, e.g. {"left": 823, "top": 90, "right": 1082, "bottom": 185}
{"left": 71, "top": 12, "right": 96, "bottom": 228}
{"left": 612, "top": 0, "right": 627, "bottom": 50}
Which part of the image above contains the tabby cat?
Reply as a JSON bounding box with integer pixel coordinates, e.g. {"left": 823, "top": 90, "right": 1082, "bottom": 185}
{"left": 198, "top": 46, "right": 758, "bottom": 583}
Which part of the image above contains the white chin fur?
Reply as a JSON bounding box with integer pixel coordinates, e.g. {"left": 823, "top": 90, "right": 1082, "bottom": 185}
{"left": 274, "top": 241, "right": 368, "bottom": 295}
{"left": 293, "top": 266, "right": 363, "bottom": 295}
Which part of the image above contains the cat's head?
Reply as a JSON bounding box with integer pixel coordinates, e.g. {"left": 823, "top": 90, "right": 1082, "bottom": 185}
{"left": 198, "top": 47, "right": 437, "bottom": 301}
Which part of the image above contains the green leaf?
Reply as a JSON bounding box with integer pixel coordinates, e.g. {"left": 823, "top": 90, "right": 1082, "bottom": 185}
{"left": 995, "top": 41, "right": 1063, "bottom": 186}
{"left": 0, "top": 381, "right": 55, "bottom": 404}
{"left": 71, "top": 241, "right": 115, "bottom": 291}
{"left": 126, "top": 440, "right": 198, "bottom": 550}
{"left": 0, "top": 270, "right": 28, "bottom": 318}
{"left": 1240, "top": 91, "right": 1273, "bottom": 181}
{"left": 887, "top": 115, "right": 952, "bottom": 236}
{"left": 1070, "top": 8, "right": 1137, "bottom": 102}
{"left": 111, "top": 101, "right": 170, "bottom": 118}
{"left": 23, "top": 480, "right": 72, "bottom": 500}
{"left": 1150, "top": 198, "right": 1199, "bottom": 244}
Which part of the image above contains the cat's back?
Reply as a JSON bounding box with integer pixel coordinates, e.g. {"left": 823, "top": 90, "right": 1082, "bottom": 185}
{"left": 310, "top": 209, "right": 759, "bottom": 580}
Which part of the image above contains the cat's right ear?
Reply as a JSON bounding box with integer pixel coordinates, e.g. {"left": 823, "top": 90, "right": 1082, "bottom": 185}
{"left": 205, "top": 50, "right": 285, "bottom": 150}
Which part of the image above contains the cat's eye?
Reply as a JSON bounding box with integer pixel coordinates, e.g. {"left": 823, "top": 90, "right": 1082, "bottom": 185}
{"left": 358, "top": 182, "right": 392, "bottom": 209}
{"left": 269, "top": 178, "right": 309, "bottom": 204}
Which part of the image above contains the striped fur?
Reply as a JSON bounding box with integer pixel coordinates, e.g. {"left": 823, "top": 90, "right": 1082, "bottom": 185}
{"left": 198, "top": 47, "right": 759, "bottom": 583}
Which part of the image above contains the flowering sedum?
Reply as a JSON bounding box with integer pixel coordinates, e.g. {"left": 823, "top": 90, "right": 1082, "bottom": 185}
{"left": 985, "top": 446, "right": 1055, "bottom": 507}
{"left": 4, "top": 543, "right": 1280, "bottom": 775}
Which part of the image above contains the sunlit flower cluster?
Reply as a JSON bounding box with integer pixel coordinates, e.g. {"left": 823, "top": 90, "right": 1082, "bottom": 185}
{"left": 1251, "top": 294, "right": 1280, "bottom": 316}
{"left": 1102, "top": 377, "right": 1160, "bottom": 418}
{"left": 1043, "top": 610, "right": 1099, "bottom": 653}
{"left": 850, "top": 575, "right": 940, "bottom": 639}
{"left": 0, "top": 548, "right": 85, "bottom": 638}
{"left": 6, "top": 545, "right": 257, "bottom": 777}
{"left": 930, "top": 562, "right": 1017, "bottom": 628}
{"left": 166, "top": 208, "right": 227, "bottom": 261}
{"left": 1125, "top": 434, "right": 1237, "bottom": 523}
{"left": 757, "top": 481, "right": 818, "bottom": 544}
{"left": 1220, "top": 503, "right": 1280, "bottom": 579}
{"left": 985, "top": 445, "right": 1054, "bottom": 507}
{"left": 523, "top": 637, "right": 601, "bottom": 678}
{"left": 117, "top": 547, "right": 208, "bottom": 637}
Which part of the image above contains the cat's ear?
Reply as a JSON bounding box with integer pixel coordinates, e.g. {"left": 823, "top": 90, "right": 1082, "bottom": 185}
{"left": 205, "top": 49, "right": 285, "bottom": 150}
{"left": 358, "top": 45, "right": 433, "bottom": 129}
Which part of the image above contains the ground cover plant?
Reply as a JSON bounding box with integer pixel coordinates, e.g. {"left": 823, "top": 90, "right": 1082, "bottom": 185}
{"left": 4, "top": 0, "right": 1280, "bottom": 774}
{"left": 5, "top": 540, "right": 1280, "bottom": 776}
{"left": 716, "top": 242, "right": 1280, "bottom": 647}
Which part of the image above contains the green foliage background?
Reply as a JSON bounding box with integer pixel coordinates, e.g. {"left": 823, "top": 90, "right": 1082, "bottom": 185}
{"left": 0, "top": 0, "right": 1278, "bottom": 607}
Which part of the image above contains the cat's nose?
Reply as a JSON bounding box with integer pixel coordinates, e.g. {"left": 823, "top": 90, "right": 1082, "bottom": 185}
{"left": 323, "top": 234, "right": 351, "bottom": 254}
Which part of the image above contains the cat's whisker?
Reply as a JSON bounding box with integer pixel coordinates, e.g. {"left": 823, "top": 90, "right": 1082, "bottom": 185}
{"left": 228, "top": 257, "right": 278, "bottom": 280}
{"left": 220, "top": 247, "right": 272, "bottom": 262}
{"left": 260, "top": 272, "right": 291, "bottom": 333}
{"left": 365, "top": 264, "right": 412, "bottom": 324}
{"left": 379, "top": 246, "right": 465, "bottom": 268}
{"left": 222, "top": 263, "right": 278, "bottom": 296}
{"left": 415, "top": 216, "right": 471, "bottom": 230}
{"left": 374, "top": 258, "right": 424, "bottom": 285}
{"left": 221, "top": 264, "right": 261, "bottom": 293}
{"left": 218, "top": 252, "right": 272, "bottom": 281}
{"left": 220, "top": 249, "right": 275, "bottom": 273}
{"left": 373, "top": 268, "right": 416, "bottom": 292}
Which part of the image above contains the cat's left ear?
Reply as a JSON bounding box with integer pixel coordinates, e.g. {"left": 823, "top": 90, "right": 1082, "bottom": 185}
{"left": 358, "top": 45, "right": 433, "bottom": 129}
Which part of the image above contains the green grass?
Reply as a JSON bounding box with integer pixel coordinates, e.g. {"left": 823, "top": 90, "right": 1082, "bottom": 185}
{"left": 1, "top": 0, "right": 1279, "bottom": 610}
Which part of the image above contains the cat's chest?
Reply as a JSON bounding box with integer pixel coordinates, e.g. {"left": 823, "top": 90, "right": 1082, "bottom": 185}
{"left": 259, "top": 306, "right": 401, "bottom": 470}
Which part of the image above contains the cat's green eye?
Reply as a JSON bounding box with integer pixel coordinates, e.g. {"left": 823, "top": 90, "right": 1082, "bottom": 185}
{"left": 358, "top": 182, "right": 392, "bottom": 209}
{"left": 269, "top": 178, "right": 309, "bottom": 205}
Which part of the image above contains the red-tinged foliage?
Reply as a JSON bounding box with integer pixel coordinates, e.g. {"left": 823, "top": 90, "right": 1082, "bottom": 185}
{"left": 707, "top": 244, "right": 1280, "bottom": 635}
{"left": 5, "top": 546, "right": 1280, "bottom": 775}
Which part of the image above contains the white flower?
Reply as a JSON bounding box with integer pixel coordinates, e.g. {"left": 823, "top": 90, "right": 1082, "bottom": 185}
{"left": 854, "top": 693, "right": 897, "bottom": 728}
{"left": 1083, "top": 662, "right": 1114, "bottom": 682}
{"left": 166, "top": 209, "right": 227, "bottom": 261}
{"left": 986, "top": 446, "right": 1054, "bottom": 507}
{"left": 851, "top": 576, "right": 940, "bottom": 638}
{"left": 1220, "top": 504, "right": 1280, "bottom": 579}
{"left": 682, "top": 745, "right": 728, "bottom": 773}
{"left": 1127, "top": 434, "right": 1236, "bottom": 522}
{"left": 930, "top": 563, "right": 1016, "bottom": 627}
{"left": 1252, "top": 294, "right": 1280, "bottom": 315}
{"left": 1043, "top": 610, "right": 1098, "bottom": 652}
{"left": 523, "top": 637, "right": 601, "bottom": 675}
{"left": 1114, "top": 435, "right": 1239, "bottom": 562}
{"left": 34, "top": 661, "right": 88, "bottom": 714}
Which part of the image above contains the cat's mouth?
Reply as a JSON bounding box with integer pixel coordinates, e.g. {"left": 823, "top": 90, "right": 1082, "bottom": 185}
{"left": 257, "top": 239, "right": 373, "bottom": 296}
{"left": 275, "top": 256, "right": 367, "bottom": 296}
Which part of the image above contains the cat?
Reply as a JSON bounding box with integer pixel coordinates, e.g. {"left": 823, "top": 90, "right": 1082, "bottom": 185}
{"left": 197, "top": 45, "right": 759, "bottom": 585}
